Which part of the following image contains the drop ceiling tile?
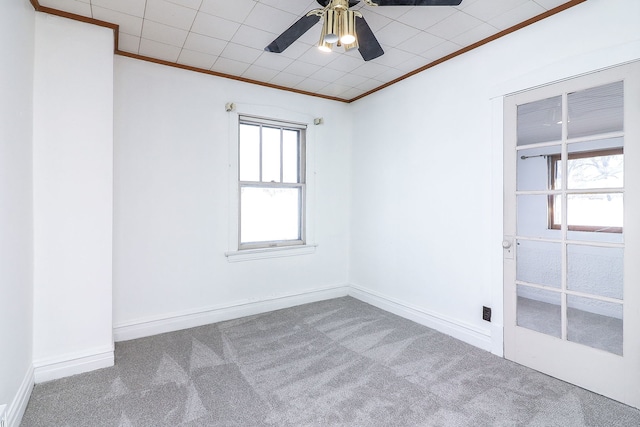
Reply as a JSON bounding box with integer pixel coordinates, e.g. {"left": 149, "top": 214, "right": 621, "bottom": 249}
{"left": 211, "top": 57, "right": 251, "bottom": 75}
{"left": 335, "top": 72, "right": 370, "bottom": 88}
{"left": 358, "top": 11, "right": 393, "bottom": 33}
{"left": 326, "top": 53, "right": 364, "bottom": 73}
{"left": 427, "top": 10, "right": 484, "bottom": 40}
{"left": 169, "top": 0, "right": 202, "bottom": 10}
{"left": 92, "top": 0, "right": 146, "bottom": 18}
{"left": 192, "top": 12, "right": 241, "bottom": 40}
{"left": 534, "top": 0, "right": 570, "bottom": 10}
{"left": 232, "top": 25, "right": 278, "bottom": 50}
{"left": 374, "top": 20, "right": 421, "bottom": 47}
{"left": 298, "top": 48, "right": 337, "bottom": 67}
{"left": 117, "top": 33, "right": 141, "bottom": 54}
{"left": 395, "top": 6, "right": 457, "bottom": 31}
{"left": 219, "top": 43, "right": 263, "bottom": 63}
{"left": 395, "top": 55, "right": 430, "bottom": 73}
{"left": 309, "top": 67, "right": 346, "bottom": 83}
{"left": 375, "top": 66, "right": 408, "bottom": 82}
{"left": 259, "top": 0, "right": 319, "bottom": 16}
{"left": 242, "top": 64, "right": 280, "bottom": 82}
{"left": 451, "top": 22, "right": 499, "bottom": 46}
{"left": 455, "top": 0, "right": 482, "bottom": 10}
{"left": 40, "top": 0, "right": 91, "bottom": 17}
{"left": 396, "top": 31, "right": 445, "bottom": 55}
{"left": 283, "top": 60, "right": 322, "bottom": 78}
{"left": 463, "top": 0, "right": 529, "bottom": 23}
{"left": 355, "top": 78, "right": 385, "bottom": 92}
{"left": 370, "top": 4, "right": 416, "bottom": 20}
{"left": 92, "top": 6, "right": 143, "bottom": 36}
{"left": 269, "top": 72, "right": 307, "bottom": 88}
{"left": 420, "top": 40, "right": 462, "bottom": 61}
{"left": 370, "top": 46, "right": 414, "bottom": 67}
{"left": 340, "top": 87, "right": 367, "bottom": 100}
{"left": 142, "top": 20, "right": 188, "bottom": 47}
{"left": 144, "top": 0, "right": 198, "bottom": 30}
{"left": 489, "top": 1, "right": 546, "bottom": 30}
{"left": 183, "top": 32, "right": 227, "bottom": 56}
{"left": 294, "top": 78, "right": 329, "bottom": 93}
{"left": 277, "top": 42, "right": 314, "bottom": 60}
{"left": 320, "top": 82, "right": 352, "bottom": 98}
{"left": 352, "top": 62, "right": 391, "bottom": 79}
{"left": 139, "top": 38, "right": 181, "bottom": 62}
{"left": 199, "top": 0, "right": 257, "bottom": 23}
{"left": 244, "top": 3, "right": 300, "bottom": 34}
{"left": 177, "top": 49, "right": 218, "bottom": 69}
{"left": 253, "top": 53, "right": 295, "bottom": 71}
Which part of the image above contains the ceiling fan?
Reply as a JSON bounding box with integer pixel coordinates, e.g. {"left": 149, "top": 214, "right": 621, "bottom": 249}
{"left": 265, "top": 0, "right": 463, "bottom": 61}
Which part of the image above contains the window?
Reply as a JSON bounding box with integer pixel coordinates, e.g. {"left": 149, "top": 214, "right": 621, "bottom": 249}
{"left": 548, "top": 148, "right": 623, "bottom": 232}
{"left": 238, "top": 116, "right": 306, "bottom": 249}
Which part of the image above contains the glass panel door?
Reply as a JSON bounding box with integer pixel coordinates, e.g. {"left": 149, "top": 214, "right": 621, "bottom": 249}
{"left": 503, "top": 61, "right": 640, "bottom": 409}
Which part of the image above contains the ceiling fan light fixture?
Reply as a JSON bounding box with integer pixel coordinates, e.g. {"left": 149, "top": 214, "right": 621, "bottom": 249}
{"left": 339, "top": 10, "right": 357, "bottom": 45}
{"left": 323, "top": 9, "right": 339, "bottom": 44}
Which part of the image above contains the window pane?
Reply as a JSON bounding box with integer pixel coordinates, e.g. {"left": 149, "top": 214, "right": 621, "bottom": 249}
{"left": 567, "top": 295, "right": 622, "bottom": 355}
{"left": 517, "top": 145, "right": 560, "bottom": 191}
{"left": 517, "top": 96, "right": 562, "bottom": 146}
{"left": 239, "top": 124, "right": 260, "bottom": 182}
{"left": 567, "top": 244, "right": 623, "bottom": 299}
{"left": 241, "top": 187, "right": 300, "bottom": 243}
{"left": 568, "top": 81, "right": 623, "bottom": 139}
{"left": 567, "top": 152, "right": 623, "bottom": 190}
{"left": 517, "top": 195, "right": 560, "bottom": 239}
{"left": 516, "top": 240, "right": 562, "bottom": 288}
{"left": 282, "top": 130, "right": 299, "bottom": 183}
{"left": 567, "top": 193, "right": 622, "bottom": 231}
{"left": 517, "top": 285, "right": 561, "bottom": 338}
{"left": 262, "top": 127, "right": 281, "bottom": 183}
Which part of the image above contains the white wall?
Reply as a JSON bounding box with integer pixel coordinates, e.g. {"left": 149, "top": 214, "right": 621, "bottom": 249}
{"left": 32, "top": 14, "right": 114, "bottom": 381}
{"left": 0, "top": 1, "right": 34, "bottom": 425}
{"left": 113, "top": 57, "right": 351, "bottom": 337}
{"left": 349, "top": 0, "right": 640, "bottom": 354}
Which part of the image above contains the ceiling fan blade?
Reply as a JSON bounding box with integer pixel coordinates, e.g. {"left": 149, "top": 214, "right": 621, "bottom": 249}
{"left": 373, "top": 0, "right": 462, "bottom": 5}
{"left": 356, "top": 16, "right": 384, "bottom": 61}
{"left": 265, "top": 14, "right": 321, "bottom": 53}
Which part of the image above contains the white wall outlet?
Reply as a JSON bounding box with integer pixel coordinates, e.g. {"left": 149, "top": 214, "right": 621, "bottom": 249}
{"left": 0, "top": 404, "right": 7, "bottom": 427}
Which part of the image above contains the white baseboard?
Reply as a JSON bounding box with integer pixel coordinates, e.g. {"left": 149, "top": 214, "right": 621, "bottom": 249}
{"left": 348, "top": 285, "right": 493, "bottom": 352}
{"left": 33, "top": 347, "right": 114, "bottom": 384}
{"left": 113, "top": 285, "right": 350, "bottom": 342}
{"left": 7, "top": 364, "right": 34, "bottom": 427}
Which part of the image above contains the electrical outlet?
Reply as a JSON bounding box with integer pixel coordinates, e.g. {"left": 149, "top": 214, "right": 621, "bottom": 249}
{"left": 482, "top": 306, "right": 492, "bottom": 322}
{"left": 0, "top": 404, "right": 7, "bottom": 427}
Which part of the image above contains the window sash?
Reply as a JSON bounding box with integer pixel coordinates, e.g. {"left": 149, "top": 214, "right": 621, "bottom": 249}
{"left": 548, "top": 148, "right": 623, "bottom": 233}
{"left": 238, "top": 117, "right": 306, "bottom": 250}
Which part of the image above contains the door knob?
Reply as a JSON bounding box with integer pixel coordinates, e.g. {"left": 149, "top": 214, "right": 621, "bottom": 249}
{"left": 502, "top": 240, "right": 512, "bottom": 249}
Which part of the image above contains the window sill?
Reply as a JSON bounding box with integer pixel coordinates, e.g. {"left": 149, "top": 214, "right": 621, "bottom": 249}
{"left": 225, "top": 244, "right": 317, "bottom": 263}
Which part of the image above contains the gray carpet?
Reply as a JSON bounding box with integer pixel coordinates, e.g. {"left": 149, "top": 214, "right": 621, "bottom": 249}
{"left": 21, "top": 297, "right": 640, "bottom": 426}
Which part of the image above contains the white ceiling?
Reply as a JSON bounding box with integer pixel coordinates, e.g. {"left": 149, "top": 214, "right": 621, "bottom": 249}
{"left": 36, "top": 0, "right": 575, "bottom": 101}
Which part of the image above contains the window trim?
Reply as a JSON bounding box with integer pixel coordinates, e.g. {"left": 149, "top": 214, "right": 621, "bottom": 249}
{"left": 237, "top": 115, "right": 307, "bottom": 251}
{"left": 548, "top": 147, "right": 623, "bottom": 233}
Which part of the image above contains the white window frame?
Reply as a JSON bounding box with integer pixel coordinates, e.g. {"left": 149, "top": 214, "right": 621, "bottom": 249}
{"left": 225, "top": 106, "right": 317, "bottom": 262}
{"left": 238, "top": 116, "right": 306, "bottom": 250}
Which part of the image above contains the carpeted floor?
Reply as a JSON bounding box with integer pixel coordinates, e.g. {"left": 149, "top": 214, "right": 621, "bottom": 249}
{"left": 21, "top": 297, "right": 640, "bottom": 426}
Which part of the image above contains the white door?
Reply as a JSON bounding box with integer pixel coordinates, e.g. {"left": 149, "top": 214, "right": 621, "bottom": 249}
{"left": 503, "top": 61, "right": 640, "bottom": 408}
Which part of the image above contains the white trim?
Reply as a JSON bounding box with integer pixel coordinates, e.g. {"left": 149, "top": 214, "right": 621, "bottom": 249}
{"left": 348, "top": 285, "right": 493, "bottom": 352}
{"left": 225, "top": 244, "right": 317, "bottom": 262}
{"left": 7, "top": 364, "right": 34, "bottom": 427}
{"left": 33, "top": 346, "right": 114, "bottom": 383}
{"left": 113, "top": 285, "right": 349, "bottom": 342}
